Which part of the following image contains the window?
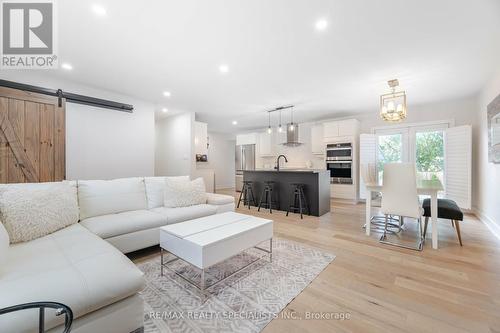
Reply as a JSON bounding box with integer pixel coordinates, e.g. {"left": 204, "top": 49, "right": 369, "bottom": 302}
{"left": 373, "top": 121, "right": 450, "bottom": 183}
{"left": 415, "top": 130, "right": 444, "bottom": 182}
{"left": 377, "top": 133, "right": 402, "bottom": 180}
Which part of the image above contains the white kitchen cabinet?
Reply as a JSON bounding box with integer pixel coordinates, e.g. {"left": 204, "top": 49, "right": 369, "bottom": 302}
{"left": 194, "top": 121, "right": 208, "bottom": 155}
{"left": 323, "top": 119, "right": 359, "bottom": 141}
{"left": 338, "top": 119, "right": 359, "bottom": 137}
{"left": 311, "top": 124, "right": 324, "bottom": 155}
{"left": 323, "top": 121, "right": 339, "bottom": 138}
{"left": 258, "top": 132, "right": 274, "bottom": 157}
{"left": 236, "top": 133, "right": 258, "bottom": 145}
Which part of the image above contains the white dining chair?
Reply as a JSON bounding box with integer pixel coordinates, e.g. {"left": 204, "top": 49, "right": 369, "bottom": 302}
{"left": 380, "top": 163, "right": 424, "bottom": 251}
{"left": 360, "top": 163, "right": 400, "bottom": 233}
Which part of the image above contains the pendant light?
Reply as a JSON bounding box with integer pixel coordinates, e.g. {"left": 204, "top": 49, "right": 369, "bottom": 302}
{"left": 278, "top": 110, "right": 283, "bottom": 133}
{"left": 267, "top": 112, "right": 273, "bottom": 134}
{"left": 289, "top": 107, "right": 295, "bottom": 131}
{"left": 380, "top": 79, "right": 407, "bottom": 122}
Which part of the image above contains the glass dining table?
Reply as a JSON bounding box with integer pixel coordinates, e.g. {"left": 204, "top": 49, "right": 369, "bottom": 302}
{"left": 364, "top": 179, "right": 444, "bottom": 249}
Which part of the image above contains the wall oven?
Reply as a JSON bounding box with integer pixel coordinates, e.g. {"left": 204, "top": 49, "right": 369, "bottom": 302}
{"left": 326, "top": 142, "right": 353, "bottom": 184}
{"left": 326, "top": 143, "right": 352, "bottom": 161}
{"left": 326, "top": 161, "right": 353, "bottom": 184}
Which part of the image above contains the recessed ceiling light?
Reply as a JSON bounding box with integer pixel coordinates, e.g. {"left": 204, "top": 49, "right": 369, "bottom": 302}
{"left": 61, "top": 63, "right": 73, "bottom": 71}
{"left": 232, "top": 120, "right": 237, "bottom": 125}
{"left": 219, "top": 64, "right": 229, "bottom": 74}
{"left": 91, "top": 4, "right": 107, "bottom": 16}
{"left": 162, "top": 108, "right": 168, "bottom": 113}
{"left": 315, "top": 19, "right": 328, "bottom": 31}
{"left": 163, "top": 91, "right": 171, "bottom": 97}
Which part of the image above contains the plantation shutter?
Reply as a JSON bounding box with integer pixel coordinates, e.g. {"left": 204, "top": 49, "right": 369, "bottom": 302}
{"left": 444, "top": 125, "right": 471, "bottom": 209}
{"left": 359, "top": 134, "right": 377, "bottom": 200}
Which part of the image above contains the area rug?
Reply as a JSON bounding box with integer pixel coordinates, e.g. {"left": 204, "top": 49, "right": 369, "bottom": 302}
{"left": 137, "top": 237, "right": 335, "bottom": 333}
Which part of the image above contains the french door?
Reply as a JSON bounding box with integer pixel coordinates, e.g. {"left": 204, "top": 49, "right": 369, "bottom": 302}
{"left": 375, "top": 123, "right": 447, "bottom": 183}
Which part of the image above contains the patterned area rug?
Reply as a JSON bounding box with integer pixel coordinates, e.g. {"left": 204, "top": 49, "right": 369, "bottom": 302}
{"left": 137, "top": 238, "right": 335, "bottom": 333}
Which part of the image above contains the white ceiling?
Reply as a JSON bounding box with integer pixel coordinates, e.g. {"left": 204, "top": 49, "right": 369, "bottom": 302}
{"left": 44, "top": 0, "right": 500, "bottom": 132}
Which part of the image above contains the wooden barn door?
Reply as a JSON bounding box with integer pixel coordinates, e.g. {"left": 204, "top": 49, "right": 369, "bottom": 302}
{"left": 0, "top": 86, "right": 65, "bottom": 183}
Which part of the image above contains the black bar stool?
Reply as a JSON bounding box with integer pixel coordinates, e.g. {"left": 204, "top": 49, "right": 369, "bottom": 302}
{"left": 258, "top": 181, "right": 279, "bottom": 213}
{"left": 286, "top": 183, "right": 310, "bottom": 219}
{"left": 237, "top": 181, "right": 257, "bottom": 209}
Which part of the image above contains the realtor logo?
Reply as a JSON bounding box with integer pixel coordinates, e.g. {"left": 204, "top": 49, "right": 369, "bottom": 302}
{"left": 1, "top": 0, "right": 58, "bottom": 69}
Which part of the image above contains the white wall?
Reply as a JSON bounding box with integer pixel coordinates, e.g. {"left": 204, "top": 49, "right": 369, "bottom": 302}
{"left": 475, "top": 70, "right": 500, "bottom": 237}
{"left": 155, "top": 112, "right": 195, "bottom": 177}
{"left": 204, "top": 132, "right": 235, "bottom": 189}
{"left": 0, "top": 72, "right": 155, "bottom": 180}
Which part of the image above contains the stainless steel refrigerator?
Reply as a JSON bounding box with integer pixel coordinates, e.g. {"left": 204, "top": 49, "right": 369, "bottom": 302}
{"left": 235, "top": 144, "right": 255, "bottom": 191}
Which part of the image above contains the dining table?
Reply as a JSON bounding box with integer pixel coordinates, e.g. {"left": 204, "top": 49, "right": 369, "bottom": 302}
{"left": 365, "top": 179, "right": 444, "bottom": 249}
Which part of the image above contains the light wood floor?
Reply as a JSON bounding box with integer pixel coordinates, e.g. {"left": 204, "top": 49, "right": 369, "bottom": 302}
{"left": 130, "top": 190, "right": 500, "bottom": 333}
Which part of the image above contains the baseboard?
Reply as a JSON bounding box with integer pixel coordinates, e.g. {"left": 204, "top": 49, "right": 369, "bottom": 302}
{"left": 473, "top": 207, "right": 500, "bottom": 241}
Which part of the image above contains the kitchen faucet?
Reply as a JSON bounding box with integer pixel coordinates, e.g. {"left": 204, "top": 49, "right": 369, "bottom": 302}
{"left": 275, "top": 155, "right": 288, "bottom": 171}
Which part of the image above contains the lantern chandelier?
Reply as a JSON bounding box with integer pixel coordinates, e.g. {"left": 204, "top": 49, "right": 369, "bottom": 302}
{"left": 380, "top": 79, "right": 407, "bottom": 122}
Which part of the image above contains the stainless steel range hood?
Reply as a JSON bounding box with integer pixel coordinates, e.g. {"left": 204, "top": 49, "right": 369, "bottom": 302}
{"left": 282, "top": 123, "right": 302, "bottom": 146}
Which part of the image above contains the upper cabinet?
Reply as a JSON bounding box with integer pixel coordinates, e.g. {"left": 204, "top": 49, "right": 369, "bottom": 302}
{"left": 323, "top": 119, "right": 359, "bottom": 142}
{"left": 236, "top": 133, "right": 258, "bottom": 146}
{"left": 323, "top": 121, "right": 339, "bottom": 138}
{"left": 194, "top": 121, "right": 208, "bottom": 156}
{"left": 258, "top": 132, "right": 274, "bottom": 157}
{"left": 311, "top": 124, "right": 325, "bottom": 155}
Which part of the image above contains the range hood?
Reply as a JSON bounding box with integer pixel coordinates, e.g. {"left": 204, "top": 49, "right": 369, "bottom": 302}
{"left": 282, "top": 123, "right": 303, "bottom": 146}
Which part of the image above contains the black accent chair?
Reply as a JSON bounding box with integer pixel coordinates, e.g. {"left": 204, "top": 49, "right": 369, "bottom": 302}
{"left": 422, "top": 198, "right": 464, "bottom": 246}
{"left": 258, "top": 181, "right": 279, "bottom": 213}
{"left": 237, "top": 181, "right": 257, "bottom": 209}
{"left": 0, "top": 302, "right": 73, "bottom": 333}
{"left": 286, "top": 183, "right": 310, "bottom": 219}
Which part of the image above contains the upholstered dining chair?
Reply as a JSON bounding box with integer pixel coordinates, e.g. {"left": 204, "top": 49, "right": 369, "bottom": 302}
{"left": 380, "top": 163, "right": 424, "bottom": 251}
{"left": 360, "top": 163, "right": 400, "bottom": 233}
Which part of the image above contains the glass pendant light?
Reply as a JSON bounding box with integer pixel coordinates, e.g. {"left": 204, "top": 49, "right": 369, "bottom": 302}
{"left": 278, "top": 110, "right": 283, "bottom": 133}
{"left": 289, "top": 107, "right": 295, "bottom": 131}
{"left": 267, "top": 112, "right": 273, "bottom": 134}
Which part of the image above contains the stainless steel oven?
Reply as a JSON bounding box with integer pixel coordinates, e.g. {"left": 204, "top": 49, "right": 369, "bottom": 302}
{"left": 326, "top": 143, "right": 352, "bottom": 161}
{"left": 326, "top": 161, "right": 353, "bottom": 184}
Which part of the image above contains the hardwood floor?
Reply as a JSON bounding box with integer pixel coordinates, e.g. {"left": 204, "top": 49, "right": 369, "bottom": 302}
{"left": 130, "top": 190, "right": 500, "bottom": 333}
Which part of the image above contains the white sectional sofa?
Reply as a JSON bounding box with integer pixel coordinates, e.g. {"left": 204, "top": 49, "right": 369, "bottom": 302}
{"left": 0, "top": 176, "right": 235, "bottom": 333}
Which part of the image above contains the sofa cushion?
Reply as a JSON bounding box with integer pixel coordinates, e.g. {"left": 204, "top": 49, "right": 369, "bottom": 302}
{"left": 151, "top": 204, "right": 217, "bottom": 224}
{"left": 144, "top": 176, "right": 189, "bottom": 209}
{"left": 164, "top": 177, "right": 207, "bottom": 208}
{"left": 78, "top": 178, "right": 148, "bottom": 220}
{"left": 206, "top": 193, "right": 235, "bottom": 205}
{"left": 0, "top": 223, "right": 144, "bottom": 333}
{"left": 0, "top": 182, "right": 79, "bottom": 243}
{"left": 80, "top": 210, "right": 167, "bottom": 239}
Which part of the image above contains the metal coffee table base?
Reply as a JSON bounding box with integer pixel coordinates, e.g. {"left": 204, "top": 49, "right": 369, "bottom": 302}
{"left": 160, "top": 238, "right": 273, "bottom": 301}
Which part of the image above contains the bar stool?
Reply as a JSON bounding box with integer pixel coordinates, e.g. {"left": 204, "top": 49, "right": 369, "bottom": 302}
{"left": 237, "top": 181, "right": 256, "bottom": 209}
{"left": 286, "top": 183, "right": 310, "bottom": 219}
{"left": 258, "top": 181, "right": 279, "bottom": 213}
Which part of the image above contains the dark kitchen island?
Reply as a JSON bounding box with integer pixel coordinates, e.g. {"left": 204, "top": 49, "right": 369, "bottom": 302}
{"left": 243, "top": 169, "right": 331, "bottom": 216}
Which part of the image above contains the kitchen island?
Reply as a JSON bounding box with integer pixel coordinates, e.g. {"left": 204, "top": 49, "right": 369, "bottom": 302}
{"left": 243, "top": 169, "right": 331, "bottom": 216}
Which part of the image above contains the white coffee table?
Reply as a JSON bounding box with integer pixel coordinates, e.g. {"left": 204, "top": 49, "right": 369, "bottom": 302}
{"left": 159, "top": 212, "right": 273, "bottom": 295}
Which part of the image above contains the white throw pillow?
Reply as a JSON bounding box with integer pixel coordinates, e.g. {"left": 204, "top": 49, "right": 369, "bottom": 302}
{"left": 0, "top": 182, "right": 79, "bottom": 243}
{"left": 0, "top": 222, "right": 9, "bottom": 270}
{"left": 145, "top": 176, "right": 189, "bottom": 209}
{"left": 164, "top": 177, "right": 207, "bottom": 208}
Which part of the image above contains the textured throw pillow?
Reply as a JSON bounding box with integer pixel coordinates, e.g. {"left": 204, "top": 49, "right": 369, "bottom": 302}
{"left": 145, "top": 176, "right": 190, "bottom": 209}
{"left": 0, "top": 222, "right": 9, "bottom": 268}
{"left": 0, "top": 182, "right": 79, "bottom": 243}
{"left": 164, "top": 177, "right": 207, "bottom": 208}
